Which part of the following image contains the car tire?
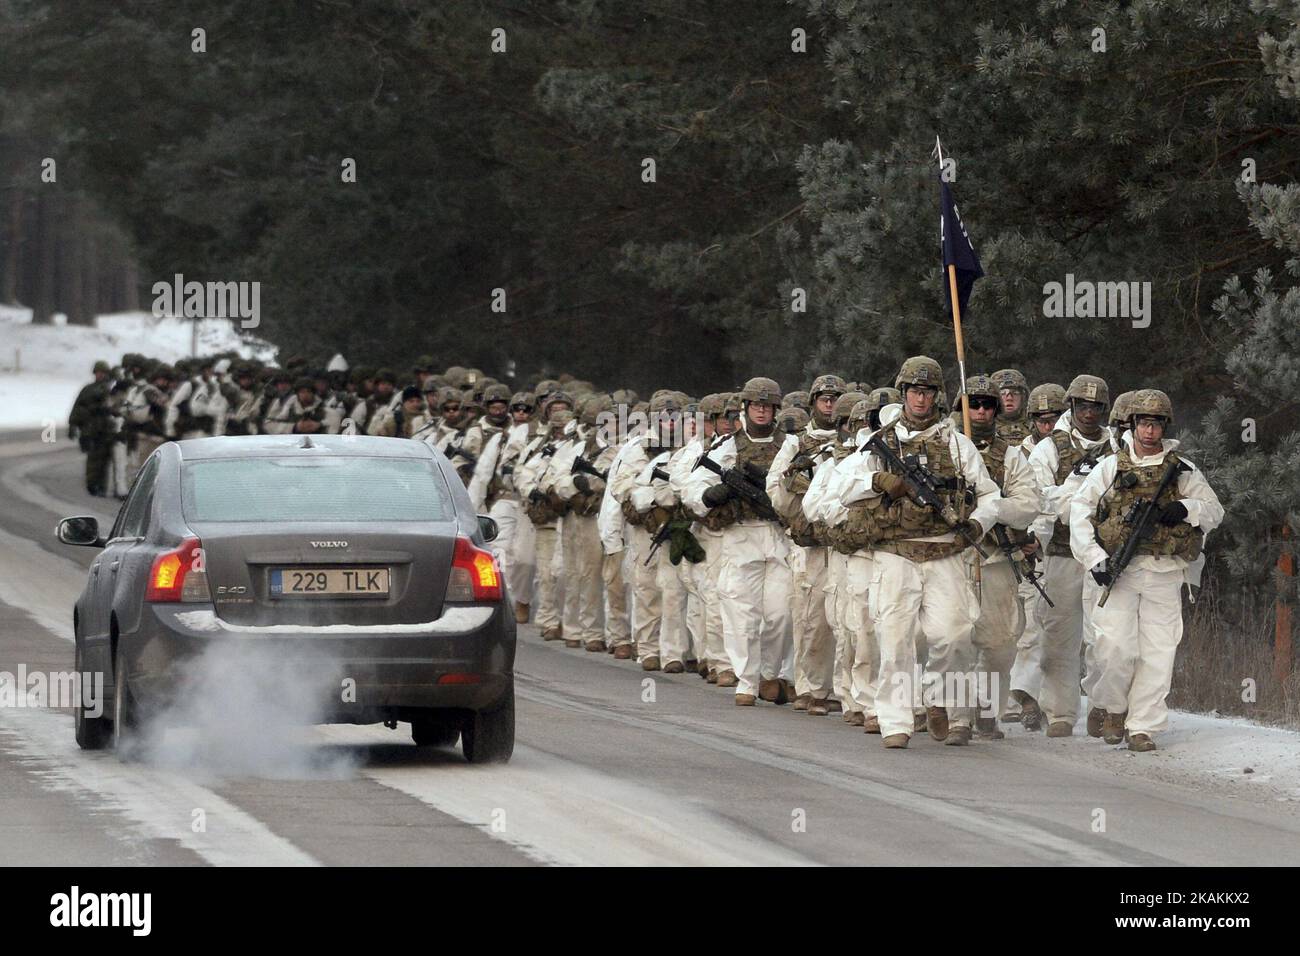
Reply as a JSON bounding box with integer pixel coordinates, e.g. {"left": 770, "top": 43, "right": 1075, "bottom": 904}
{"left": 461, "top": 679, "right": 515, "bottom": 764}
{"left": 111, "top": 643, "right": 141, "bottom": 761}
{"left": 410, "top": 713, "right": 460, "bottom": 748}
{"left": 73, "top": 634, "right": 111, "bottom": 751}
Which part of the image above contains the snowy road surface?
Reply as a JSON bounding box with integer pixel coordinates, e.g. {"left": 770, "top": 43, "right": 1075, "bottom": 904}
{"left": 2, "top": 433, "right": 1299, "bottom": 866}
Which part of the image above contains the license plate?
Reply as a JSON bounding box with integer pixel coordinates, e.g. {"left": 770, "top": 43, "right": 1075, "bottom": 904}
{"left": 269, "top": 567, "right": 390, "bottom": 598}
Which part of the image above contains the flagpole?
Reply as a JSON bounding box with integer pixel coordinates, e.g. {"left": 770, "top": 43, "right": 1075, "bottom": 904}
{"left": 937, "top": 137, "right": 981, "bottom": 598}
{"left": 936, "top": 137, "right": 972, "bottom": 441}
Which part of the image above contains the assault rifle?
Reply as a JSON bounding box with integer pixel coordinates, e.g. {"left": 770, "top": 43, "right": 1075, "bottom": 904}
{"left": 993, "top": 525, "right": 1054, "bottom": 608}
{"left": 692, "top": 454, "right": 780, "bottom": 522}
{"left": 1097, "top": 456, "right": 1190, "bottom": 608}
{"left": 863, "top": 432, "right": 988, "bottom": 559}
{"left": 571, "top": 455, "right": 609, "bottom": 482}
{"left": 444, "top": 443, "right": 478, "bottom": 467}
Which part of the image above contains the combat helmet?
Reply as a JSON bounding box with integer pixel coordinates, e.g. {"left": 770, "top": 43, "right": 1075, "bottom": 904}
{"left": 777, "top": 406, "right": 810, "bottom": 433}
{"left": 1126, "top": 388, "right": 1173, "bottom": 424}
{"left": 832, "top": 391, "right": 868, "bottom": 422}
{"left": 1027, "top": 383, "right": 1067, "bottom": 415}
{"left": 1065, "top": 374, "right": 1109, "bottom": 406}
{"left": 866, "top": 386, "right": 902, "bottom": 411}
{"left": 809, "top": 374, "right": 847, "bottom": 400}
{"left": 895, "top": 356, "right": 943, "bottom": 392}
{"left": 740, "top": 377, "right": 782, "bottom": 406}
{"left": 1109, "top": 390, "right": 1136, "bottom": 427}
{"left": 991, "top": 369, "right": 1028, "bottom": 395}
{"left": 965, "top": 374, "right": 998, "bottom": 400}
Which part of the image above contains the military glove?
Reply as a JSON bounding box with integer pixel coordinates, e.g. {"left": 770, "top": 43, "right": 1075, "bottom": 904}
{"left": 528, "top": 489, "right": 544, "bottom": 504}
{"left": 960, "top": 519, "right": 984, "bottom": 541}
{"left": 788, "top": 453, "right": 817, "bottom": 474}
{"left": 702, "top": 483, "right": 733, "bottom": 509}
{"left": 742, "top": 461, "right": 768, "bottom": 483}
{"left": 873, "top": 471, "right": 909, "bottom": 501}
{"left": 1090, "top": 560, "right": 1112, "bottom": 587}
{"left": 573, "top": 474, "right": 592, "bottom": 494}
{"left": 1157, "top": 501, "right": 1188, "bottom": 526}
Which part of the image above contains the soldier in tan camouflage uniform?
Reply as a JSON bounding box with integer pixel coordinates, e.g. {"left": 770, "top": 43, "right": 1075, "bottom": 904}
{"left": 1027, "top": 374, "right": 1120, "bottom": 737}
{"left": 1070, "top": 390, "right": 1223, "bottom": 751}
{"left": 684, "top": 377, "right": 795, "bottom": 706}
{"left": 767, "top": 375, "right": 847, "bottom": 716}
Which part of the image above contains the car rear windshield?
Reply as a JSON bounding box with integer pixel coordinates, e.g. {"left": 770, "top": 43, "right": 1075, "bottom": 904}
{"left": 181, "top": 456, "right": 454, "bottom": 522}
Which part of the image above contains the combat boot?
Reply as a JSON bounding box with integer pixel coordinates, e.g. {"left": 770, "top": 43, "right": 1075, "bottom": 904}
{"left": 612, "top": 644, "right": 635, "bottom": 660}
{"left": 846, "top": 711, "right": 865, "bottom": 727}
{"left": 863, "top": 715, "right": 881, "bottom": 734}
{"left": 683, "top": 659, "right": 699, "bottom": 673}
{"left": 585, "top": 639, "right": 607, "bottom": 653}
{"left": 735, "top": 693, "right": 757, "bottom": 707}
{"left": 541, "top": 626, "right": 563, "bottom": 641}
{"left": 774, "top": 679, "right": 794, "bottom": 705}
{"left": 716, "top": 670, "right": 738, "bottom": 687}
{"left": 1019, "top": 697, "right": 1044, "bottom": 732}
{"left": 564, "top": 638, "right": 582, "bottom": 648}
{"left": 793, "top": 694, "right": 811, "bottom": 712}
{"left": 944, "top": 725, "right": 972, "bottom": 746}
{"left": 826, "top": 699, "right": 843, "bottom": 714}
{"left": 1102, "top": 712, "right": 1126, "bottom": 745}
{"left": 807, "top": 698, "right": 830, "bottom": 717}
{"left": 758, "top": 679, "right": 781, "bottom": 702}
{"left": 883, "top": 734, "right": 909, "bottom": 749}
{"left": 1127, "top": 732, "right": 1156, "bottom": 752}
{"left": 913, "top": 712, "right": 928, "bottom": 733}
{"left": 926, "top": 706, "right": 950, "bottom": 741}
{"left": 1086, "top": 706, "right": 1106, "bottom": 738}
{"left": 974, "top": 717, "right": 1004, "bottom": 740}
{"left": 641, "top": 655, "right": 661, "bottom": 672}
{"left": 1046, "top": 721, "right": 1073, "bottom": 737}
{"left": 706, "top": 668, "right": 718, "bottom": 684}
{"left": 514, "top": 602, "right": 530, "bottom": 624}
{"left": 663, "top": 660, "right": 685, "bottom": 674}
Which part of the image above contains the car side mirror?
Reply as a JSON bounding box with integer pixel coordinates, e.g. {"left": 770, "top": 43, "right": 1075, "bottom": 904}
{"left": 57, "top": 516, "right": 104, "bottom": 548}
{"left": 477, "top": 515, "right": 499, "bottom": 543}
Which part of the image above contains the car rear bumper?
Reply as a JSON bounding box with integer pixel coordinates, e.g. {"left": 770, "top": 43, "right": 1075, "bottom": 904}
{"left": 126, "top": 603, "right": 515, "bottom": 717}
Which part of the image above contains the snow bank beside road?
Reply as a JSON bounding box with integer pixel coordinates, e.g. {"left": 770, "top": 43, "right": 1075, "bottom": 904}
{"left": 0, "top": 307, "right": 276, "bottom": 430}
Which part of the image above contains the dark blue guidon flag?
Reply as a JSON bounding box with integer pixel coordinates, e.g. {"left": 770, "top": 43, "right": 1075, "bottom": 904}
{"left": 940, "top": 177, "right": 984, "bottom": 317}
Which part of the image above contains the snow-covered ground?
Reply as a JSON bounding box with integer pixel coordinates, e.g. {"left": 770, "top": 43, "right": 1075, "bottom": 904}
{"left": 0, "top": 305, "right": 276, "bottom": 431}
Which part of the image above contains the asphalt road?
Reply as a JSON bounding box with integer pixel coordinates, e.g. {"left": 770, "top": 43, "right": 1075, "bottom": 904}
{"left": 2, "top": 431, "right": 1299, "bottom": 866}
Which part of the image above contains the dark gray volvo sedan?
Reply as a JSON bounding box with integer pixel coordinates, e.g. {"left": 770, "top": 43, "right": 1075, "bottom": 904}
{"left": 56, "top": 434, "right": 516, "bottom": 763}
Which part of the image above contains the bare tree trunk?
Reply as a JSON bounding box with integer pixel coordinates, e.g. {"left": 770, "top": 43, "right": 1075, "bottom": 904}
{"left": 32, "top": 191, "right": 58, "bottom": 324}
{"left": 82, "top": 226, "right": 100, "bottom": 326}
{"left": 2, "top": 190, "right": 22, "bottom": 304}
{"left": 60, "top": 196, "right": 86, "bottom": 325}
{"left": 122, "top": 253, "right": 140, "bottom": 311}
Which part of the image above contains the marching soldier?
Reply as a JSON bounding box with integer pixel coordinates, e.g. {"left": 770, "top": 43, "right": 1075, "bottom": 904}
{"left": 814, "top": 357, "right": 1000, "bottom": 748}
{"left": 958, "top": 375, "right": 1041, "bottom": 740}
{"left": 1070, "top": 390, "right": 1223, "bottom": 751}
{"left": 992, "top": 368, "right": 1032, "bottom": 444}
{"left": 612, "top": 390, "right": 691, "bottom": 672}
{"left": 1006, "top": 382, "right": 1066, "bottom": 726}
{"left": 261, "top": 371, "right": 298, "bottom": 435}
{"left": 767, "top": 374, "right": 846, "bottom": 715}
{"left": 516, "top": 400, "right": 572, "bottom": 641}
{"left": 69, "top": 361, "right": 113, "bottom": 495}
{"left": 548, "top": 394, "right": 618, "bottom": 651}
{"left": 1027, "top": 374, "right": 1120, "bottom": 737}
{"left": 683, "top": 377, "right": 795, "bottom": 705}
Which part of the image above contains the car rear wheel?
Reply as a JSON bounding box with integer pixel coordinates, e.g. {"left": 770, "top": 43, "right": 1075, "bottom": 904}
{"left": 461, "top": 679, "right": 515, "bottom": 764}
{"left": 111, "top": 644, "right": 141, "bottom": 761}
{"left": 74, "top": 635, "right": 111, "bottom": 751}
{"left": 410, "top": 712, "right": 460, "bottom": 748}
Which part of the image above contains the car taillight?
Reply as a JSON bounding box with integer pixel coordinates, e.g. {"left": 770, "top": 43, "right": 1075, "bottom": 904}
{"left": 146, "top": 536, "right": 211, "bottom": 603}
{"left": 446, "top": 536, "right": 502, "bottom": 602}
